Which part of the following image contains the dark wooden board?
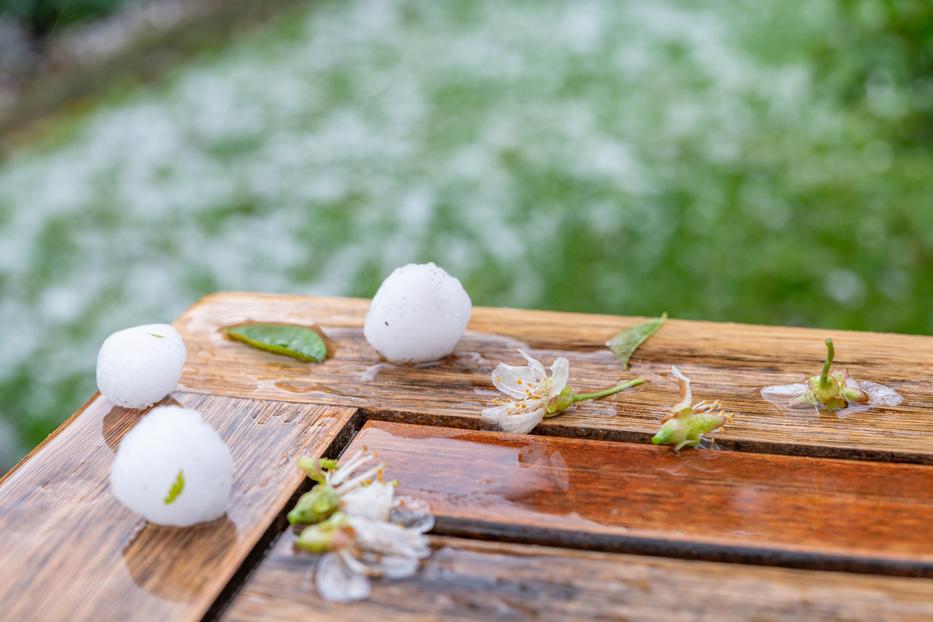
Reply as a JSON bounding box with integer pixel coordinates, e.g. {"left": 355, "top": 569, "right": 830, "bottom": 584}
{"left": 344, "top": 420, "right": 933, "bottom": 574}
{"left": 175, "top": 293, "right": 933, "bottom": 462}
{"left": 0, "top": 392, "right": 355, "bottom": 622}
{"left": 222, "top": 534, "right": 933, "bottom": 622}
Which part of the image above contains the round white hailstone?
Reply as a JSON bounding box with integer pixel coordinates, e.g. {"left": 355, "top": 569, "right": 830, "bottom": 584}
{"left": 364, "top": 262, "right": 472, "bottom": 363}
{"left": 110, "top": 406, "right": 233, "bottom": 527}
{"left": 97, "top": 323, "right": 187, "bottom": 408}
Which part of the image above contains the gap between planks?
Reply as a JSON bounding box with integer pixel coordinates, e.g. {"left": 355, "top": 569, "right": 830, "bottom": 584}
{"left": 174, "top": 388, "right": 933, "bottom": 466}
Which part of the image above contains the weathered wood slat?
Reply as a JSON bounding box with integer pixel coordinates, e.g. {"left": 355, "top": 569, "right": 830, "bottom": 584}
{"left": 343, "top": 421, "right": 933, "bottom": 574}
{"left": 175, "top": 293, "right": 933, "bottom": 461}
{"left": 222, "top": 534, "right": 933, "bottom": 622}
{"left": 0, "top": 392, "right": 356, "bottom": 622}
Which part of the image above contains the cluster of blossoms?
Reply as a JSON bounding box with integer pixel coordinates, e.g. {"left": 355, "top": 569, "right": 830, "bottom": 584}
{"left": 288, "top": 450, "right": 433, "bottom": 603}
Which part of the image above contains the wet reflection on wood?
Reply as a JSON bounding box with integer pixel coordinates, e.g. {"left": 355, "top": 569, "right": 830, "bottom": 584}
{"left": 346, "top": 421, "right": 933, "bottom": 574}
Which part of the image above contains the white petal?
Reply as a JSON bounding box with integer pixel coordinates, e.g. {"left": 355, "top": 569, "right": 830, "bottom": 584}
{"left": 860, "top": 381, "right": 904, "bottom": 407}
{"left": 491, "top": 363, "right": 543, "bottom": 399}
{"left": 341, "top": 481, "right": 395, "bottom": 521}
{"left": 517, "top": 350, "right": 547, "bottom": 381}
{"left": 548, "top": 357, "right": 570, "bottom": 398}
{"left": 349, "top": 517, "right": 431, "bottom": 559}
{"left": 760, "top": 383, "right": 808, "bottom": 397}
{"left": 483, "top": 402, "right": 546, "bottom": 434}
{"left": 670, "top": 365, "right": 693, "bottom": 413}
{"left": 379, "top": 555, "right": 420, "bottom": 579}
{"left": 316, "top": 553, "right": 372, "bottom": 603}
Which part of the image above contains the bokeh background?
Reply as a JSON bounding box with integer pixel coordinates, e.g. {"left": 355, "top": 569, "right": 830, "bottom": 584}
{"left": 0, "top": 0, "right": 931, "bottom": 469}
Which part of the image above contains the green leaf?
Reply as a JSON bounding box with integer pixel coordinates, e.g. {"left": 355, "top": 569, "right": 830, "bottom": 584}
{"left": 606, "top": 313, "right": 667, "bottom": 368}
{"left": 164, "top": 470, "right": 185, "bottom": 505}
{"left": 225, "top": 323, "right": 327, "bottom": 362}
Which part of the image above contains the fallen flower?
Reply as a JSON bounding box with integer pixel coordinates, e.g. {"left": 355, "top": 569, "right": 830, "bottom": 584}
{"left": 482, "top": 349, "right": 644, "bottom": 434}
{"left": 298, "top": 510, "right": 432, "bottom": 603}
{"left": 288, "top": 451, "right": 434, "bottom": 603}
{"left": 791, "top": 338, "right": 866, "bottom": 411}
{"left": 652, "top": 366, "right": 733, "bottom": 451}
{"left": 760, "top": 338, "right": 902, "bottom": 414}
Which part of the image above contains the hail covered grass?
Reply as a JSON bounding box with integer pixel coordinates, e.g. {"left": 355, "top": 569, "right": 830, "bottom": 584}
{"left": 0, "top": 0, "right": 931, "bottom": 465}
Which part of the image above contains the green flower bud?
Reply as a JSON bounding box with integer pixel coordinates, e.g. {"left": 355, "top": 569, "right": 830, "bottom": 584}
{"left": 652, "top": 412, "right": 729, "bottom": 451}
{"left": 295, "top": 512, "right": 349, "bottom": 553}
{"left": 287, "top": 485, "right": 340, "bottom": 525}
{"left": 298, "top": 455, "right": 339, "bottom": 484}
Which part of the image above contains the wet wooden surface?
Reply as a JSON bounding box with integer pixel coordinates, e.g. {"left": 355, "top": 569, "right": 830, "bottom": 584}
{"left": 222, "top": 535, "right": 933, "bottom": 622}
{"left": 3, "top": 292, "right": 933, "bottom": 621}
{"left": 176, "top": 293, "right": 933, "bottom": 462}
{"left": 0, "top": 392, "right": 355, "bottom": 622}
{"left": 345, "top": 420, "right": 933, "bottom": 574}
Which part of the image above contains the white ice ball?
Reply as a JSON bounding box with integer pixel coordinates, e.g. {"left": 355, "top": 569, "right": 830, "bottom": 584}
{"left": 110, "top": 406, "right": 233, "bottom": 527}
{"left": 97, "top": 323, "right": 187, "bottom": 409}
{"left": 364, "top": 262, "right": 472, "bottom": 363}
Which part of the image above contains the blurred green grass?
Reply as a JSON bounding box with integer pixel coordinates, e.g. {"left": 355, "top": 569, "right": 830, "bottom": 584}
{"left": 0, "top": 0, "right": 931, "bottom": 468}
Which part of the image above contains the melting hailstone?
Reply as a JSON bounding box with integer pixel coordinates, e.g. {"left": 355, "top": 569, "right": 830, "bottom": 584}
{"left": 110, "top": 406, "right": 233, "bottom": 527}
{"left": 364, "top": 262, "right": 472, "bottom": 363}
{"left": 96, "top": 323, "right": 187, "bottom": 408}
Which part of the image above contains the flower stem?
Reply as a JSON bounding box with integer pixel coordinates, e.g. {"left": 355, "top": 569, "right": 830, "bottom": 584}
{"left": 574, "top": 378, "right": 645, "bottom": 402}
{"left": 820, "top": 338, "right": 834, "bottom": 389}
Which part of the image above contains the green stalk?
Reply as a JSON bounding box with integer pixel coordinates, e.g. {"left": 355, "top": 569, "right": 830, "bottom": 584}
{"left": 574, "top": 378, "right": 645, "bottom": 402}
{"left": 820, "top": 338, "right": 835, "bottom": 389}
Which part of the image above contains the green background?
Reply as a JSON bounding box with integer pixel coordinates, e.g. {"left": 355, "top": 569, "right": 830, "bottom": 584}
{"left": 0, "top": 0, "right": 931, "bottom": 468}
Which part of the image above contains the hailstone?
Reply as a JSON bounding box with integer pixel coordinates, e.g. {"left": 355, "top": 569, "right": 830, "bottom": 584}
{"left": 110, "top": 406, "right": 233, "bottom": 527}
{"left": 364, "top": 263, "right": 472, "bottom": 363}
{"left": 97, "top": 323, "right": 186, "bottom": 408}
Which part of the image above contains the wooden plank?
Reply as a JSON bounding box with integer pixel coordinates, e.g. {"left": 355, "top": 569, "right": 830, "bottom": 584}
{"left": 0, "top": 392, "right": 356, "bottom": 622}
{"left": 222, "top": 534, "right": 933, "bottom": 622}
{"left": 175, "top": 292, "right": 933, "bottom": 461}
{"left": 342, "top": 420, "right": 933, "bottom": 574}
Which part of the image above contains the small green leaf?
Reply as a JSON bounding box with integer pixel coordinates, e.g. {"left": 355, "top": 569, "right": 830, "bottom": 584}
{"left": 164, "top": 470, "right": 185, "bottom": 505}
{"left": 225, "top": 323, "right": 327, "bottom": 362}
{"left": 606, "top": 313, "right": 667, "bottom": 368}
{"left": 148, "top": 332, "right": 165, "bottom": 339}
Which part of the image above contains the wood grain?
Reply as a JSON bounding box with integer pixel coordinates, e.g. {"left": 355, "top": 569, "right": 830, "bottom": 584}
{"left": 175, "top": 293, "right": 933, "bottom": 461}
{"left": 222, "top": 534, "right": 933, "bottom": 622}
{"left": 0, "top": 392, "right": 355, "bottom": 622}
{"left": 343, "top": 420, "right": 933, "bottom": 574}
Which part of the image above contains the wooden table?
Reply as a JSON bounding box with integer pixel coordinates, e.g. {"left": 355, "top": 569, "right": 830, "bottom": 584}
{"left": 2, "top": 293, "right": 932, "bottom": 621}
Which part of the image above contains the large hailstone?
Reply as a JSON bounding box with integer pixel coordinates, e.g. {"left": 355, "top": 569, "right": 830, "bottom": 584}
{"left": 364, "top": 262, "right": 472, "bottom": 363}
{"left": 110, "top": 406, "right": 233, "bottom": 527}
{"left": 97, "top": 323, "right": 187, "bottom": 408}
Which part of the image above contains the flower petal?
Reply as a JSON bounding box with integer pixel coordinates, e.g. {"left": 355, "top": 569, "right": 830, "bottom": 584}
{"left": 379, "top": 555, "right": 420, "bottom": 579}
{"left": 670, "top": 365, "right": 693, "bottom": 414}
{"left": 341, "top": 481, "right": 395, "bottom": 521}
{"left": 492, "top": 363, "right": 544, "bottom": 399}
{"left": 517, "top": 350, "right": 547, "bottom": 381}
{"left": 483, "top": 403, "right": 546, "bottom": 434}
{"left": 316, "top": 553, "right": 372, "bottom": 603}
{"left": 349, "top": 517, "right": 431, "bottom": 559}
{"left": 548, "top": 357, "right": 570, "bottom": 398}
